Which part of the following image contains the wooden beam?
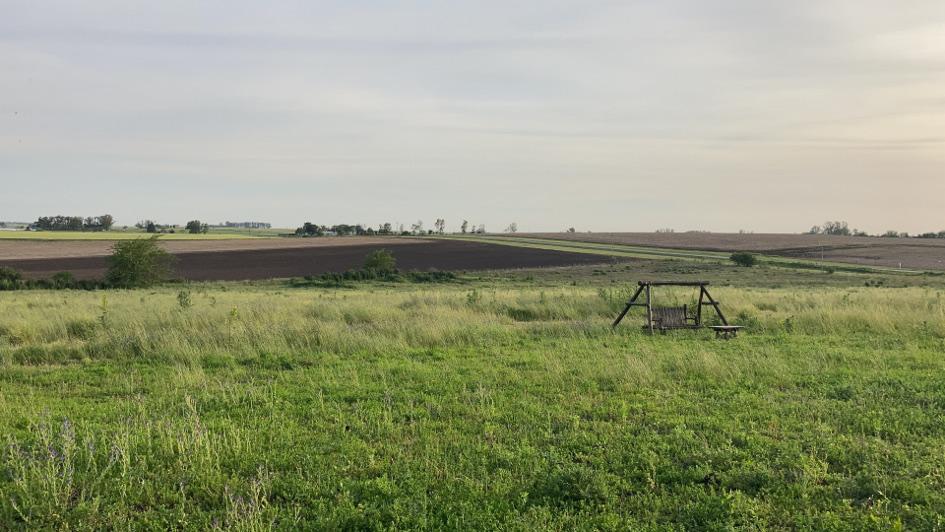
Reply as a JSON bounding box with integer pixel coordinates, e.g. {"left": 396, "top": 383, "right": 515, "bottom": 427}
{"left": 611, "top": 285, "right": 645, "bottom": 327}
{"left": 638, "top": 281, "right": 710, "bottom": 287}
{"left": 701, "top": 287, "right": 728, "bottom": 325}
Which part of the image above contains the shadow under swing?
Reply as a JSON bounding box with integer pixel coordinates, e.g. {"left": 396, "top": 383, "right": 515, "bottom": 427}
{"left": 611, "top": 281, "right": 743, "bottom": 338}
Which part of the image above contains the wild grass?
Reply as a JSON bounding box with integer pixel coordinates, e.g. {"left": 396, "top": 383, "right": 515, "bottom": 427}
{"left": 1, "top": 282, "right": 944, "bottom": 528}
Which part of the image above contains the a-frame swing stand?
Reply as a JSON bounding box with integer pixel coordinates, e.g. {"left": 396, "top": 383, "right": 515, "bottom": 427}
{"left": 612, "top": 281, "right": 741, "bottom": 337}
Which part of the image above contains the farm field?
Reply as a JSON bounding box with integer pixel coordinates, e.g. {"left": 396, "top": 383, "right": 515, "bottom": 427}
{"left": 2, "top": 266, "right": 945, "bottom": 529}
{"left": 0, "top": 230, "right": 269, "bottom": 241}
{"left": 438, "top": 235, "right": 935, "bottom": 275}
{"left": 0, "top": 240, "right": 615, "bottom": 281}
{"left": 509, "top": 232, "right": 945, "bottom": 272}
{"left": 0, "top": 236, "right": 425, "bottom": 261}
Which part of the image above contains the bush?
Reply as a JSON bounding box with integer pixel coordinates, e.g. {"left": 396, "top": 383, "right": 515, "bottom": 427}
{"left": 0, "top": 267, "right": 22, "bottom": 282}
{"left": 292, "top": 268, "right": 456, "bottom": 288}
{"left": 363, "top": 249, "right": 396, "bottom": 273}
{"left": 730, "top": 252, "right": 758, "bottom": 267}
{"left": 51, "top": 272, "right": 75, "bottom": 289}
{"left": 106, "top": 236, "right": 176, "bottom": 288}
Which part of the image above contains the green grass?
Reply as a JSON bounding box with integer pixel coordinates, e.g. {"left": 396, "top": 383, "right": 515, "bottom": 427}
{"left": 2, "top": 269, "right": 945, "bottom": 529}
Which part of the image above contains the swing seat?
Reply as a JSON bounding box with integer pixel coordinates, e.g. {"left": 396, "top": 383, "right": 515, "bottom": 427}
{"left": 649, "top": 305, "right": 699, "bottom": 330}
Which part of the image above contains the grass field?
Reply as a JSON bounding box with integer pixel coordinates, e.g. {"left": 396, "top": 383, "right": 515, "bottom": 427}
{"left": 2, "top": 264, "right": 945, "bottom": 529}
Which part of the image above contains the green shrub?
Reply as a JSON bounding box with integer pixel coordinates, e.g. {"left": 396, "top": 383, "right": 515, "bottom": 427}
{"left": 730, "top": 252, "right": 758, "bottom": 267}
{"left": 177, "top": 290, "right": 192, "bottom": 309}
{"left": 51, "top": 272, "right": 76, "bottom": 289}
{"left": 0, "top": 267, "right": 23, "bottom": 290}
{"left": 106, "top": 236, "right": 176, "bottom": 288}
{"left": 363, "top": 249, "right": 396, "bottom": 273}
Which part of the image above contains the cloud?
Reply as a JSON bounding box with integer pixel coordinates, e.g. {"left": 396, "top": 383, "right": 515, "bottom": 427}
{"left": 2, "top": 0, "right": 944, "bottom": 233}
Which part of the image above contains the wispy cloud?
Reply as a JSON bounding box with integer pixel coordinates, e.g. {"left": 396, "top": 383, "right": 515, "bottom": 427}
{"left": 2, "top": 0, "right": 944, "bottom": 233}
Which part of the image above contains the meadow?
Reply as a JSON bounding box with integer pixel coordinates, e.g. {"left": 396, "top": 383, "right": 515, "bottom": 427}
{"left": 2, "top": 265, "right": 945, "bottom": 530}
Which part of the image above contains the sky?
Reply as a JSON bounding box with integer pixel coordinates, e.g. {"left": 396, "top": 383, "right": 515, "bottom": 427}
{"left": 2, "top": 1, "right": 944, "bottom": 233}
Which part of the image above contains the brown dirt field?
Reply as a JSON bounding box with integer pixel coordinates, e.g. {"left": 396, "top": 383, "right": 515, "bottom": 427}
{"left": 0, "top": 240, "right": 619, "bottom": 281}
{"left": 513, "top": 233, "right": 945, "bottom": 271}
{"left": 0, "top": 236, "right": 426, "bottom": 261}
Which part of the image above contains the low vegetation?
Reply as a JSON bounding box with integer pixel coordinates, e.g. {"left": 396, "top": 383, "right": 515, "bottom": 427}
{"left": 729, "top": 251, "right": 758, "bottom": 267}
{"left": 291, "top": 249, "right": 456, "bottom": 287}
{"left": 105, "top": 237, "right": 176, "bottom": 288}
{"left": 1, "top": 271, "right": 945, "bottom": 528}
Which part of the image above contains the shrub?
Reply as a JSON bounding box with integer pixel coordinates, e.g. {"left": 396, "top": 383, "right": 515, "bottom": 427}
{"left": 106, "top": 236, "right": 176, "bottom": 288}
{"left": 0, "top": 267, "right": 22, "bottom": 283}
{"left": 51, "top": 271, "right": 75, "bottom": 289}
{"left": 730, "top": 252, "right": 758, "bottom": 267}
{"left": 177, "top": 290, "right": 192, "bottom": 309}
{"left": 363, "top": 249, "right": 396, "bottom": 273}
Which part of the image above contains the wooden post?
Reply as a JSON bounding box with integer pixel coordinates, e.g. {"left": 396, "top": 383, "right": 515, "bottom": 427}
{"left": 696, "top": 286, "right": 705, "bottom": 326}
{"left": 645, "top": 284, "right": 654, "bottom": 334}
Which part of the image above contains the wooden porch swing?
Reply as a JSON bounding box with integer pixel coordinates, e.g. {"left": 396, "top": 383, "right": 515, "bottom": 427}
{"left": 611, "top": 281, "right": 742, "bottom": 338}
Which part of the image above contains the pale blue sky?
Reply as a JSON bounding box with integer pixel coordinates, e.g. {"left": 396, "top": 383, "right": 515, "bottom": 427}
{"left": 2, "top": 1, "right": 944, "bottom": 232}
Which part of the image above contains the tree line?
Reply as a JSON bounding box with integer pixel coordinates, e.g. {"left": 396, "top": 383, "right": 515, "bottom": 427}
{"left": 294, "top": 219, "right": 505, "bottom": 237}
{"left": 808, "top": 221, "right": 945, "bottom": 239}
{"left": 33, "top": 215, "right": 114, "bottom": 232}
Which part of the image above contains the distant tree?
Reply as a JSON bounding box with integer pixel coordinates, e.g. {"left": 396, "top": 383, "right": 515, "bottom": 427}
{"left": 819, "top": 221, "right": 851, "bottom": 236}
{"left": 106, "top": 236, "right": 176, "bottom": 288}
{"left": 146, "top": 221, "right": 158, "bottom": 233}
{"left": 363, "top": 249, "right": 396, "bottom": 273}
{"left": 881, "top": 230, "right": 900, "bottom": 238}
{"left": 434, "top": 219, "right": 446, "bottom": 234}
{"left": 185, "top": 220, "right": 208, "bottom": 234}
{"left": 730, "top": 252, "right": 758, "bottom": 267}
{"left": 296, "top": 222, "right": 322, "bottom": 237}
{"left": 808, "top": 225, "right": 821, "bottom": 235}
{"left": 410, "top": 221, "right": 424, "bottom": 235}
{"left": 33, "top": 215, "right": 111, "bottom": 231}
{"left": 460, "top": 220, "right": 468, "bottom": 234}
{"left": 567, "top": 227, "right": 576, "bottom": 233}
{"left": 655, "top": 228, "right": 674, "bottom": 233}
{"left": 476, "top": 224, "right": 486, "bottom": 234}
{"left": 504, "top": 223, "right": 518, "bottom": 233}
{"left": 97, "top": 214, "right": 115, "bottom": 231}
{"left": 379, "top": 222, "right": 393, "bottom": 235}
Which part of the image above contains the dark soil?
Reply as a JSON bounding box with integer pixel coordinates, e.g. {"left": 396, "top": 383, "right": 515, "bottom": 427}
{"left": 0, "top": 240, "right": 619, "bottom": 281}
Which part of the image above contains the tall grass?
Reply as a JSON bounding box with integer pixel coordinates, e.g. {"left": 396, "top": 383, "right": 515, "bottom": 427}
{"left": 1, "top": 285, "right": 943, "bottom": 366}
